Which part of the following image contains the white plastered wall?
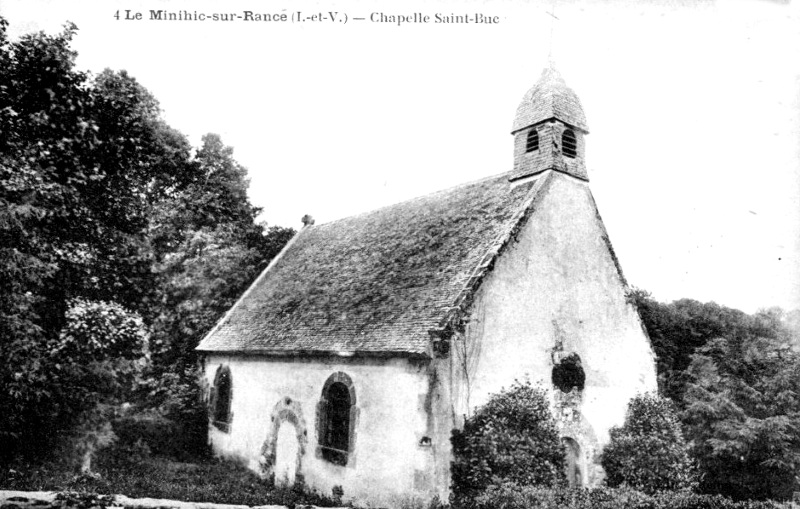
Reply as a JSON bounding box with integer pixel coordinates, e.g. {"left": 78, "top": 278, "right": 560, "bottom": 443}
{"left": 203, "top": 354, "right": 436, "bottom": 507}
{"left": 453, "top": 171, "right": 657, "bottom": 472}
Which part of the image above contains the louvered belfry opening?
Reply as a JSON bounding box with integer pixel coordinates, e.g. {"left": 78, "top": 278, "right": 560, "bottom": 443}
{"left": 526, "top": 128, "right": 539, "bottom": 152}
{"left": 511, "top": 65, "right": 590, "bottom": 181}
{"left": 562, "top": 128, "right": 577, "bottom": 159}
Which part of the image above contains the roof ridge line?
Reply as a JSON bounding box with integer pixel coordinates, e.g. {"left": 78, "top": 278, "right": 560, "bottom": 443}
{"left": 313, "top": 170, "right": 520, "bottom": 228}
{"left": 434, "top": 170, "right": 557, "bottom": 334}
{"left": 196, "top": 225, "right": 310, "bottom": 352}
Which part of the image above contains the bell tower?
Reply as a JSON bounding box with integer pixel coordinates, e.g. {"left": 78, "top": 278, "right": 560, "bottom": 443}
{"left": 510, "top": 65, "right": 589, "bottom": 182}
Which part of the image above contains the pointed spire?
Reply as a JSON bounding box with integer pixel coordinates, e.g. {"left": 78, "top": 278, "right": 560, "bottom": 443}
{"left": 511, "top": 63, "right": 589, "bottom": 134}
{"left": 510, "top": 63, "right": 590, "bottom": 182}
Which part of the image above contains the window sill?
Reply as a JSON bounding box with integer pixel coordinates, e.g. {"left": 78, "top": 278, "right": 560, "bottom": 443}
{"left": 317, "top": 445, "right": 349, "bottom": 466}
{"left": 212, "top": 420, "right": 231, "bottom": 433}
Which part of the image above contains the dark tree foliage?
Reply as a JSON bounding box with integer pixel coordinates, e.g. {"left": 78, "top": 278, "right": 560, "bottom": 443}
{"left": 0, "top": 20, "right": 182, "bottom": 454}
{"left": 683, "top": 332, "right": 800, "bottom": 501}
{"left": 142, "top": 137, "right": 294, "bottom": 456}
{"left": 55, "top": 299, "right": 148, "bottom": 472}
{"left": 628, "top": 289, "right": 773, "bottom": 406}
{"left": 148, "top": 134, "right": 296, "bottom": 375}
{"left": 148, "top": 134, "right": 258, "bottom": 262}
{"left": 631, "top": 289, "right": 800, "bottom": 500}
{"left": 451, "top": 380, "right": 565, "bottom": 507}
{"left": 601, "top": 393, "right": 698, "bottom": 494}
{"left": 0, "top": 18, "right": 294, "bottom": 460}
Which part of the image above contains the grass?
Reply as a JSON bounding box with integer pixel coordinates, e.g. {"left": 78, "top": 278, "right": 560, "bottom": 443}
{"left": 0, "top": 441, "right": 344, "bottom": 507}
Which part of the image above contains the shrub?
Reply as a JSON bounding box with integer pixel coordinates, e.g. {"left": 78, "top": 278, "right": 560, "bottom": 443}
{"left": 451, "top": 379, "right": 565, "bottom": 506}
{"left": 474, "top": 485, "right": 657, "bottom": 509}
{"left": 153, "top": 367, "right": 210, "bottom": 458}
{"left": 471, "top": 485, "right": 791, "bottom": 509}
{"left": 121, "top": 366, "right": 209, "bottom": 460}
{"left": 601, "top": 393, "right": 698, "bottom": 494}
{"left": 53, "top": 299, "right": 149, "bottom": 473}
{"left": 552, "top": 353, "right": 586, "bottom": 393}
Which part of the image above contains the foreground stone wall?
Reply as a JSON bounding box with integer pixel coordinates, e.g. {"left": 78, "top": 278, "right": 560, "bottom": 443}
{"left": 0, "top": 491, "right": 313, "bottom": 509}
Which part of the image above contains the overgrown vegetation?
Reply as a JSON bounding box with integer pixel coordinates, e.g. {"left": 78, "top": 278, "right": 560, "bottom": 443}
{"left": 551, "top": 353, "right": 585, "bottom": 393}
{"left": 0, "top": 16, "right": 293, "bottom": 464}
{"left": 451, "top": 379, "right": 565, "bottom": 507}
{"left": 0, "top": 440, "right": 343, "bottom": 507}
{"left": 631, "top": 290, "right": 800, "bottom": 501}
{"left": 601, "top": 393, "right": 698, "bottom": 494}
{"left": 682, "top": 333, "right": 800, "bottom": 500}
{"left": 471, "top": 485, "right": 792, "bottom": 509}
{"left": 2, "top": 15, "right": 800, "bottom": 508}
{"left": 55, "top": 299, "right": 149, "bottom": 474}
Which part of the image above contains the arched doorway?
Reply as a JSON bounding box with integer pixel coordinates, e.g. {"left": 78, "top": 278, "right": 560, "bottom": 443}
{"left": 562, "top": 437, "right": 584, "bottom": 488}
{"left": 274, "top": 420, "right": 300, "bottom": 488}
{"left": 261, "top": 397, "right": 307, "bottom": 489}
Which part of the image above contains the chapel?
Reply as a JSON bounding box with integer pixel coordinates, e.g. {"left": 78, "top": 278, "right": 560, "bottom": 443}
{"left": 196, "top": 64, "right": 657, "bottom": 506}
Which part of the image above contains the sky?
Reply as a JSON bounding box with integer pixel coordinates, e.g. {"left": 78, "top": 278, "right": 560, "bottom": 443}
{"left": 2, "top": 0, "right": 799, "bottom": 314}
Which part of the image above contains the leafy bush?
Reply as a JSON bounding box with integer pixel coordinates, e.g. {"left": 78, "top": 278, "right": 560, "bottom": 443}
{"left": 451, "top": 379, "right": 565, "bottom": 506}
{"left": 112, "top": 409, "right": 174, "bottom": 458}
{"left": 135, "top": 366, "right": 210, "bottom": 459}
{"left": 473, "top": 484, "right": 651, "bottom": 509}
{"left": 112, "top": 406, "right": 207, "bottom": 461}
{"left": 601, "top": 393, "right": 697, "bottom": 494}
{"left": 53, "top": 299, "right": 150, "bottom": 473}
{"left": 472, "top": 485, "right": 790, "bottom": 509}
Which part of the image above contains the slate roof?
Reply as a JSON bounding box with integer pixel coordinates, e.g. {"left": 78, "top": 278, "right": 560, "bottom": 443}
{"left": 196, "top": 171, "right": 554, "bottom": 357}
{"left": 512, "top": 66, "right": 589, "bottom": 134}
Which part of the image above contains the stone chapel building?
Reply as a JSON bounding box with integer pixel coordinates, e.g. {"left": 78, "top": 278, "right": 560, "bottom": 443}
{"left": 196, "top": 65, "right": 657, "bottom": 506}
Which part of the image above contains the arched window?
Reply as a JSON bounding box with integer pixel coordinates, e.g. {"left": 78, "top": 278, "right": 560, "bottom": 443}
{"left": 525, "top": 128, "right": 539, "bottom": 152}
{"left": 211, "top": 365, "right": 233, "bottom": 432}
{"left": 552, "top": 353, "right": 586, "bottom": 393}
{"left": 562, "top": 128, "right": 577, "bottom": 159}
{"left": 317, "top": 372, "right": 357, "bottom": 466}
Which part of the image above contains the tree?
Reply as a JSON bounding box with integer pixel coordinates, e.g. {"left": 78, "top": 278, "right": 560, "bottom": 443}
{"left": 148, "top": 134, "right": 295, "bottom": 374}
{"left": 628, "top": 289, "right": 774, "bottom": 406}
{"left": 451, "top": 380, "right": 565, "bottom": 506}
{"left": 150, "top": 225, "right": 267, "bottom": 371}
{"left": 0, "top": 17, "right": 190, "bottom": 456}
{"left": 0, "top": 19, "right": 101, "bottom": 454}
{"left": 629, "top": 289, "right": 800, "bottom": 500}
{"left": 0, "top": 17, "right": 295, "bottom": 461}
{"left": 148, "top": 133, "right": 260, "bottom": 263}
{"left": 52, "top": 299, "right": 148, "bottom": 473}
{"left": 601, "top": 393, "right": 698, "bottom": 494}
{"left": 143, "top": 134, "right": 295, "bottom": 454}
{"left": 0, "top": 22, "right": 191, "bottom": 324}
{"left": 682, "top": 332, "right": 800, "bottom": 501}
